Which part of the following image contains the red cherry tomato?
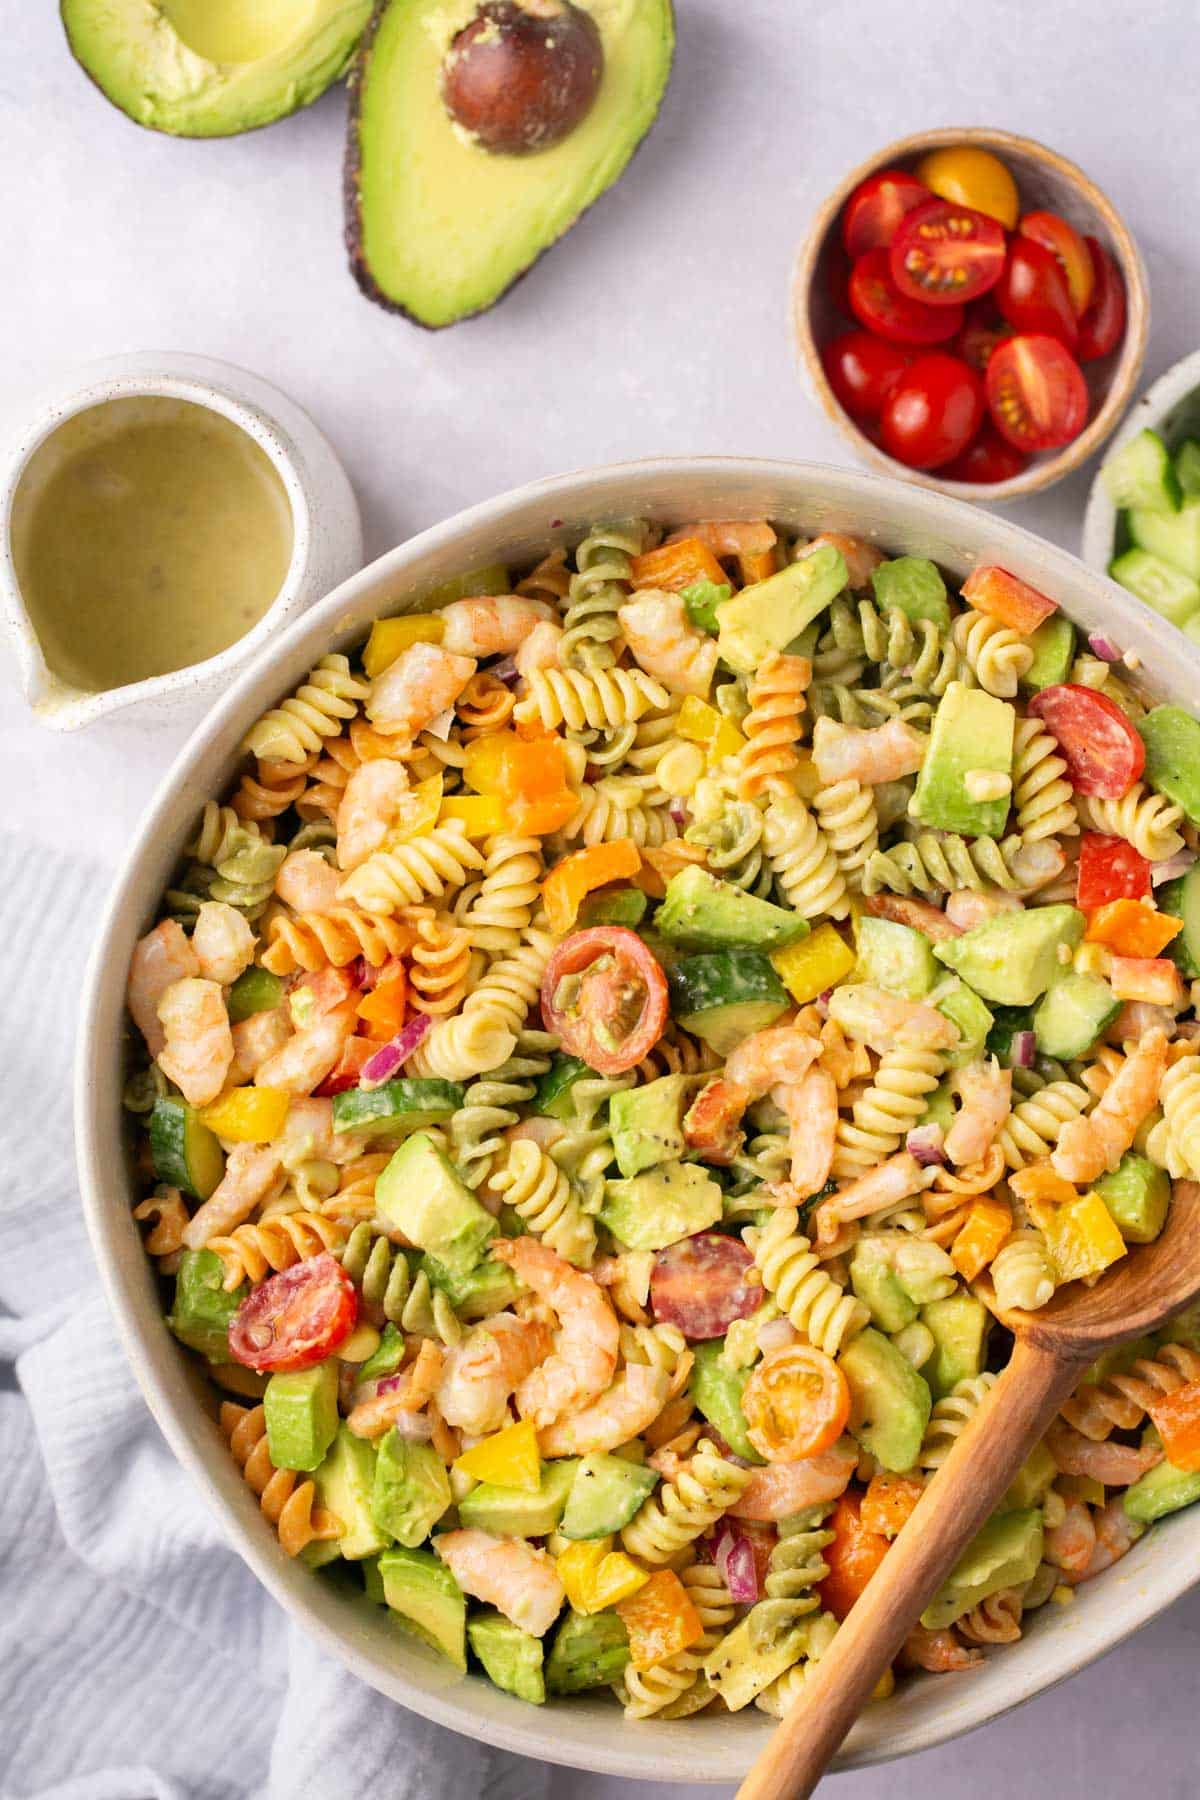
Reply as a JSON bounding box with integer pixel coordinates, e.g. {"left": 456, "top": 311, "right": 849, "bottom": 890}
{"left": 1027, "top": 684, "right": 1146, "bottom": 798}
{"left": 1018, "top": 211, "right": 1095, "bottom": 316}
{"left": 821, "top": 330, "right": 912, "bottom": 420}
{"left": 825, "top": 244, "right": 853, "bottom": 317}
{"left": 879, "top": 353, "right": 984, "bottom": 470}
{"left": 541, "top": 926, "right": 669, "bottom": 1075}
{"left": 228, "top": 1252, "right": 358, "bottom": 1372}
{"left": 1077, "top": 237, "right": 1127, "bottom": 361}
{"left": 954, "top": 301, "right": 1012, "bottom": 374}
{"left": 1076, "top": 832, "right": 1152, "bottom": 910}
{"left": 849, "top": 249, "right": 964, "bottom": 347}
{"left": 940, "top": 424, "right": 1028, "bottom": 484}
{"left": 841, "top": 168, "right": 930, "bottom": 258}
{"left": 986, "top": 334, "right": 1089, "bottom": 452}
{"left": 995, "top": 238, "right": 1078, "bottom": 349}
{"left": 650, "top": 1232, "right": 760, "bottom": 1341}
{"left": 889, "top": 199, "right": 1007, "bottom": 306}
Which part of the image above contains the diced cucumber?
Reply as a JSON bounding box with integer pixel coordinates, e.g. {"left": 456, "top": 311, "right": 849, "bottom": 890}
{"left": 1032, "top": 972, "right": 1120, "bottom": 1060}
{"left": 986, "top": 1003, "right": 1034, "bottom": 1065}
{"left": 332, "top": 1078, "right": 463, "bottom": 1141}
{"left": 870, "top": 557, "right": 950, "bottom": 628}
{"left": 668, "top": 950, "right": 789, "bottom": 1055}
{"left": 227, "top": 967, "right": 284, "bottom": 1023}
{"left": 1102, "top": 429, "right": 1182, "bottom": 513}
{"left": 1020, "top": 614, "right": 1076, "bottom": 692}
{"left": 1109, "top": 548, "right": 1200, "bottom": 625}
{"left": 1176, "top": 438, "right": 1200, "bottom": 499}
{"left": 1129, "top": 500, "right": 1200, "bottom": 582}
{"left": 534, "top": 1054, "right": 591, "bottom": 1120}
{"left": 1139, "top": 707, "right": 1200, "bottom": 826}
{"left": 577, "top": 886, "right": 648, "bottom": 929}
{"left": 150, "top": 1096, "right": 225, "bottom": 1199}
{"left": 1158, "top": 867, "right": 1200, "bottom": 978}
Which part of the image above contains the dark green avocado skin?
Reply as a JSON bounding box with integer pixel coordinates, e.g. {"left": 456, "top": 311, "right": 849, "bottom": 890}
{"left": 343, "top": 0, "right": 676, "bottom": 327}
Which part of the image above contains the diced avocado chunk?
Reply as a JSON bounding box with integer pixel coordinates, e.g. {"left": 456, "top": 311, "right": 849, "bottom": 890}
{"left": 1123, "top": 1458, "right": 1200, "bottom": 1524}
{"left": 610, "top": 1075, "right": 689, "bottom": 1178}
{"left": 150, "top": 1096, "right": 224, "bottom": 1200}
{"left": 1139, "top": 707, "right": 1200, "bottom": 827}
{"left": 921, "top": 1510, "right": 1044, "bottom": 1630}
{"left": 332, "top": 1078, "right": 464, "bottom": 1143}
{"left": 839, "top": 1328, "right": 932, "bottom": 1472}
{"left": 1033, "top": 971, "right": 1119, "bottom": 1059}
{"left": 380, "top": 1545, "right": 467, "bottom": 1671}
{"left": 468, "top": 1610, "right": 546, "bottom": 1705}
{"left": 851, "top": 1240, "right": 918, "bottom": 1334}
{"left": 264, "top": 1361, "right": 339, "bottom": 1473}
{"left": 1005, "top": 1440, "right": 1057, "bottom": 1510}
{"left": 421, "top": 1254, "right": 523, "bottom": 1320}
{"left": 681, "top": 578, "right": 733, "bottom": 633}
{"left": 375, "top": 1132, "right": 496, "bottom": 1276}
{"left": 870, "top": 555, "right": 950, "bottom": 627}
{"left": 717, "top": 545, "right": 848, "bottom": 674}
{"left": 578, "top": 886, "right": 648, "bottom": 929}
{"left": 934, "top": 906, "right": 1085, "bottom": 1006}
{"left": 371, "top": 1431, "right": 452, "bottom": 1546}
{"left": 362, "top": 1555, "right": 386, "bottom": 1605}
{"left": 921, "top": 1077, "right": 958, "bottom": 1136}
{"left": 921, "top": 1293, "right": 989, "bottom": 1399}
{"left": 1093, "top": 1152, "right": 1169, "bottom": 1244}
{"left": 936, "top": 981, "right": 994, "bottom": 1071}
{"left": 911, "top": 682, "right": 1015, "bottom": 839}
{"left": 1103, "top": 428, "right": 1183, "bottom": 513}
{"left": 545, "top": 1608, "right": 630, "bottom": 1694}
{"left": 658, "top": 866, "right": 808, "bottom": 952}
{"left": 600, "top": 1161, "right": 723, "bottom": 1252}
{"left": 854, "top": 915, "right": 937, "bottom": 999}
{"left": 1129, "top": 498, "right": 1200, "bottom": 583}
{"left": 559, "top": 1452, "right": 659, "bottom": 1539}
{"left": 1110, "top": 549, "right": 1200, "bottom": 625}
{"left": 669, "top": 949, "right": 790, "bottom": 1055}
{"left": 690, "top": 1340, "right": 765, "bottom": 1465}
{"left": 227, "top": 966, "right": 284, "bottom": 1022}
{"left": 312, "top": 1426, "right": 388, "bottom": 1560}
{"left": 535, "top": 1054, "right": 591, "bottom": 1121}
{"left": 1021, "top": 614, "right": 1076, "bottom": 692}
{"left": 358, "top": 1321, "right": 406, "bottom": 1384}
{"left": 458, "top": 1461, "right": 577, "bottom": 1538}
{"left": 167, "top": 1249, "right": 245, "bottom": 1364}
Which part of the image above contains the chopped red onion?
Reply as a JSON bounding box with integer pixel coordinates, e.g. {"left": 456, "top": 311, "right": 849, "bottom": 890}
{"left": 375, "top": 1373, "right": 407, "bottom": 1395}
{"left": 757, "top": 1317, "right": 799, "bottom": 1355}
{"left": 1152, "top": 849, "right": 1197, "bottom": 886}
{"left": 714, "top": 1528, "right": 759, "bottom": 1604}
{"left": 360, "top": 1014, "right": 432, "bottom": 1088}
{"left": 1009, "top": 1030, "right": 1037, "bottom": 1069}
{"left": 349, "top": 955, "right": 370, "bottom": 990}
{"left": 491, "top": 656, "right": 520, "bottom": 686}
{"left": 669, "top": 800, "right": 688, "bottom": 827}
{"left": 424, "top": 707, "right": 455, "bottom": 741}
{"left": 905, "top": 1124, "right": 946, "bottom": 1167}
{"left": 1088, "top": 631, "right": 1122, "bottom": 662}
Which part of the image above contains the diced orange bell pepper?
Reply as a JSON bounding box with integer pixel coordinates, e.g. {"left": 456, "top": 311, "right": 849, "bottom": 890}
{"left": 438, "top": 794, "right": 509, "bottom": 836}
{"left": 363, "top": 614, "right": 444, "bottom": 678}
{"left": 1009, "top": 1164, "right": 1080, "bottom": 1209}
{"left": 738, "top": 548, "right": 779, "bottom": 586}
{"left": 542, "top": 840, "right": 642, "bottom": 936}
{"left": 951, "top": 1193, "right": 1014, "bottom": 1282}
{"left": 962, "top": 565, "right": 1058, "bottom": 635}
{"left": 1108, "top": 955, "right": 1185, "bottom": 1007}
{"left": 356, "top": 971, "right": 407, "bottom": 1041}
{"left": 200, "top": 1086, "right": 291, "bottom": 1143}
{"left": 630, "top": 538, "right": 727, "bottom": 593}
{"left": 861, "top": 1473, "right": 924, "bottom": 1541}
{"left": 511, "top": 791, "right": 579, "bottom": 836}
{"left": 453, "top": 1419, "right": 541, "bottom": 1491}
{"left": 1041, "top": 1190, "right": 1127, "bottom": 1284}
{"left": 818, "top": 1492, "right": 891, "bottom": 1621}
{"left": 1084, "top": 899, "right": 1182, "bottom": 958}
{"left": 1147, "top": 1376, "right": 1200, "bottom": 1472}
{"left": 614, "top": 1570, "right": 703, "bottom": 1669}
{"left": 464, "top": 729, "right": 568, "bottom": 800}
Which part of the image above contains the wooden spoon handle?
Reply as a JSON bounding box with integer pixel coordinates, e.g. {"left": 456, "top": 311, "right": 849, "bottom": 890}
{"left": 736, "top": 1336, "right": 1088, "bottom": 1800}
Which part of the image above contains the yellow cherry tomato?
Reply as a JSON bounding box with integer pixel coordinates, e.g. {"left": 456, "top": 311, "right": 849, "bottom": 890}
{"left": 914, "top": 146, "right": 1020, "bottom": 229}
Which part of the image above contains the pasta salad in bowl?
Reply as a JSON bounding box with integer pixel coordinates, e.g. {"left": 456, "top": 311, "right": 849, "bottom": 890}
{"left": 80, "top": 460, "right": 1200, "bottom": 1779}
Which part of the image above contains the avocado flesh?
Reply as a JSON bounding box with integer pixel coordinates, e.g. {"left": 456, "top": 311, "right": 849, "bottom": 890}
{"left": 921, "top": 1509, "right": 1043, "bottom": 1630}
{"left": 63, "top": 0, "right": 372, "bottom": 136}
{"left": 468, "top": 1610, "right": 546, "bottom": 1704}
{"left": 348, "top": 0, "right": 676, "bottom": 327}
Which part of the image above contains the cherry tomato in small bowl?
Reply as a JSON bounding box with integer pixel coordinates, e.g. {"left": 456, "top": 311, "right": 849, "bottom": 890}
{"left": 889, "top": 198, "right": 1007, "bottom": 307}
{"left": 940, "top": 423, "right": 1028, "bottom": 485}
{"left": 986, "top": 333, "right": 1089, "bottom": 452}
{"left": 848, "top": 249, "right": 963, "bottom": 347}
{"left": 1077, "top": 237, "right": 1127, "bottom": 361}
{"left": 996, "top": 237, "right": 1078, "bottom": 349}
{"left": 541, "top": 926, "right": 669, "bottom": 1075}
{"left": 912, "top": 144, "right": 1019, "bottom": 228}
{"left": 821, "top": 330, "right": 912, "bottom": 420}
{"left": 954, "top": 300, "right": 1012, "bottom": 374}
{"left": 1018, "top": 210, "right": 1095, "bottom": 316}
{"left": 880, "top": 353, "right": 984, "bottom": 470}
{"left": 841, "top": 167, "right": 929, "bottom": 258}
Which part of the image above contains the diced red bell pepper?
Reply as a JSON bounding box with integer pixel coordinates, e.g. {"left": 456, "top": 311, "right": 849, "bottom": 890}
{"left": 1076, "top": 833, "right": 1151, "bottom": 910}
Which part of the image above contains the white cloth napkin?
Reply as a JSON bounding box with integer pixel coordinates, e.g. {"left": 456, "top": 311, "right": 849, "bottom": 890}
{"left": 0, "top": 834, "right": 551, "bottom": 1800}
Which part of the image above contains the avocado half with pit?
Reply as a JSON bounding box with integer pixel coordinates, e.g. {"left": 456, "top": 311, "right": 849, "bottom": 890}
{"left": 61, "top": 0, "right": 373, "bottom": 137}
{"left": 346, "top": 0, "right": 676, "bottom": 326}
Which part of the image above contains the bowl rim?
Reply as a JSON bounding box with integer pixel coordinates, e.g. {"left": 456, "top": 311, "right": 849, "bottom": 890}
{"left": 792, "top": 125, "right": 1150, "bottom": 503}
{"left": 75, "top": 454, "right": 1200, "bottom": 1781}
{"left": 1081, "top": 345, "right": 1200, "bottom": 571}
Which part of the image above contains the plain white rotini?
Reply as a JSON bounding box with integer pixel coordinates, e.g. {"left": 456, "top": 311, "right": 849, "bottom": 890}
{"left": 763, "top": 789, "right": 849, "bottom": 921}
{"left": 1146, "top": 1052, "right": 1200, "bottom": 1178}
{"left": 242, "top": 654, "right": 370, "bottom": 764}
{"left": 337, "top": 821, "right": 485, "bottom": 915}
{"left": 813, "top": 779, "right": 879, "bottom": 891}
{"left": 620, "top": 1440, "right": 752, "bottom": 1564}
{"left": 490, "top": 1139, "right": 596, "bottom": 1269}
{"left": 745, "top": 1208, "right": 869, "bottom": 1356}
{"left": 998, "top": 1081, "right": 1091, "bottom": 1169}
{"left": 919, "top": 1373, "right": 998, "bottom": 1471}
{"left": 513, "top": 665, "right": 669, "bottom": 732}
{"left": 1078, "top": 783, "right": 1185, "bottom": 861}
{"left": 832, "top": 1047, "right": 946, "bottom": 1178}
{"left": 1011, "top": 716, "right": 1079, "bottom": 842}
{"left": 991, "top": 1229, "right": 1056, "bottom": 1312}
{"left": 463, "top": 835, "right": 543, "bottom": 953}
{"left": 951, "top": 611, "right": 1033, "bottom": 698}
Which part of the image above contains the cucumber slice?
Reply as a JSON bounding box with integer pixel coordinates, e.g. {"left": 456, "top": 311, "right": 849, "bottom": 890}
{"left": 1129, "top": 500, "right": 1200, "bottom": 581}
{"left": 227, "top": 967, "right": 284, "bottom": 1023}
{"left": 577, "top": 886, "right": 648, "bottom": 929}
{"left": 668, "top": 950, "right": 788, "bottom": 1055}
{"left": 1102, "top": 428, "right": 1182, "bottom": 513}
{"left": 1032, "top": 972, "right": 1120, "bottom": 1060}
{"left": 1109, "top": 548, "right": 1200, "bottom": 625}
{"left": 150, "top": 1096, "right": 225, "bottom": 1199}
{"left": 1176, "top": 438, "right": 1200, "bottom": 499}
{"left": 534, "top": 1054, "right": 591, "bottom": 1120}
{"left": 1159, "top": 866, "right": 1200, "bottom": 978}
{"left": 332, "top": 1078, "right": 464, "bottom": 1140}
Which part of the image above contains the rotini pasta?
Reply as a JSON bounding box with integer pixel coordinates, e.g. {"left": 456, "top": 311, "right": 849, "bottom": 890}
{"left": 243, "top": 654, "right": 369, "bottom": 764}
{"left": 746, "top": 1209, "right": 870, "bottom": 1356}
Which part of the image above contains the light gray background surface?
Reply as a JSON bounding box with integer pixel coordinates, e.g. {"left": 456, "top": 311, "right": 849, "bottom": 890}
{"left": 4, "top": 1, "right": 1199, "bottom": 1793}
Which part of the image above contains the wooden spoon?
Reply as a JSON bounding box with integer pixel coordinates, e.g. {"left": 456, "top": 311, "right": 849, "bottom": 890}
{"left": 737, "top": 1180, "right": 1200, "bottom": 1800}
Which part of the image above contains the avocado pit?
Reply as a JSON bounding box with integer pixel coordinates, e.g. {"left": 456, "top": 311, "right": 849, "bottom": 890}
{"left": 442, "top": 0, "right": 604, "bottom": 155}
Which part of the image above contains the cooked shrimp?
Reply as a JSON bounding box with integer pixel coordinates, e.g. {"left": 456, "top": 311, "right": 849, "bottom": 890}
{"left": 797, "top": 532, "right": 883, "bottom": 591}
{"left": 730, "top": 1441, "right": 857, "bottom": 1520}
{"left": 945, "top": 888, "right": 1023, "bottom": 931}
{"left": 128, "top": 920, "right": 199, "bottom": 1057}
{"left": 349, "top": 1341, "right": 446, "bottom": 1439}
{"left": 1076, "top": 1499, "right": 1143, "bottom": 1581}
{"left": 368, "top": 641, "right": 476, "bottom": 740}
{"left": 827, "top": 983, "right": 959, "bottom": 1054}
{"left": 183, "top": 1143, "right": 285, "bottom": 1249}
{"left": 489, "top": 1237, "right": 619, "bottom": 1427}
{"left": 812, "top": 715, "right": 927, "bottom": 786}
{"left": 229, "top": 1005, "right": 293, "bottom": 1082}
{"left": 1052, "top": 1028, "right": 1169, "bottom": 1183}
{"left": 273, "top": 1094, "right": 365, "bottom": 1165}
{"left": 191, "top": 902, "right": 256, "bottom": 986}
{"left": 777, "top": 1066, "right": 838, "bottom": 1198}
{"left": 815, "top": 1151, "right": 931, "bottom": 1241}
{"left": 617, "top": 591, "right": 718, "bottom": 697}
{"left": 254, "top": 999, "right": 357, "bottom": 1096}
{"left": 724, "top": 1025, "right": 822, "bottom": 1100}
{"left": 515, "top": 619, "right": 564, "bottom": 678}
{"left": 1044, "top": 1497, "right": 1095, "bottom": 1577}
{"left": 1046, "top": 1418, "right": 1162, "bottom": 1487}
{"left": 438, "top": 595, "right": 556, "bottom": 658}
{"left": 666, "top": 519, "right": 777, "bottom": 557}
{"left": 436, "top": 1314, "right": 555, "bottom": 1438}
{"left": 434, "top": 1529, "right": 565, "bottom": 1638}
{"left": 156, "top": 977, "right": 233, "bottom": 1107}
{"left": 1107, "top": 1001, "right": 1177, "bottom": 1044}
{"left": 817, "top": 1017, "right": 872, "bottom": 1089}
{"left": 901, "top": 1626, "right": 983, "bottom": 1672}
{"left": 274, "top": 848, "right": 341, "bottom": 915}
{"left": 944, "top": 1059, "right": 1012, "bottom": 1167}
{"left": 863, "top": 892, "right": 962, "bottom": 941}
{"left": 537, "top": 1366, "right": 670, "bottom": 1456}
{"left": 1009, "top": 839, "right": 1068, "bottom": 892}
{"left": 336, "top": 760, "right": 412, "bottom": 873}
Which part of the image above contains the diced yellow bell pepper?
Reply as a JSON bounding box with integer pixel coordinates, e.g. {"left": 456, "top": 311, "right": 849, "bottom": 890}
{"left": 771, "top": 923, "right": 855, "bottom": 1005}
{"left": 1041, "top": 1190, "right": 1127, "bottom": 1285}
{"left": 452, "top": 1419, "right": 541, "bottom": 1492}
{"left": 676, "top": 695, "right": 746, "bottom": 763}
{"left": 200, "top": 1086, "right": 290, "bottom": 1143}
{"left": 871, "top": 1665, "right": 896, "bottom": 1701}
{"left": 439, "top": 794, "right": 510, "bottom": 837}
{"left": 586, "top": 1550, "right": 651, "bottom": 1612}
{"left": 363, "top": 614, "right": 444, "bottom": 678}
{"left": 385, "top": 776, "right": 443, "bottom": 845}
{"left": 556, "top": 1538, "right": 613, "bottom": 1613}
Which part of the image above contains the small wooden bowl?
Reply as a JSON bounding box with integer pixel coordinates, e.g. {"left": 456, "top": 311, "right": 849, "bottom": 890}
{"left": 793, "top": 127, "right": 1149, "bottom": 504}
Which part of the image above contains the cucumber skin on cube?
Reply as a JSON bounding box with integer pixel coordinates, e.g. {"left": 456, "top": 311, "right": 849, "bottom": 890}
{"left": 668, "top": 950, "right": 789, "bottom": 1055}
{"left": 1176, "top": 438, "right": 1200, "bottom": 499}
{"left": 1158, "top": 869, "right": 1200, "bottom": 978}
{"left": 1128, "top": 500, "right": 1200, "bottom": 583}
{"left": 150, "top": 1096, "right": 225, "bottom": 1200}
{"left": 1103, "top": 428, "right": 1182, "bottom": 513}
{"left": 1109, "top": 548, "right": 1200, "bottom": 626}
{"left": 331, "top": 1078, "right": 463, "bottom": 1139}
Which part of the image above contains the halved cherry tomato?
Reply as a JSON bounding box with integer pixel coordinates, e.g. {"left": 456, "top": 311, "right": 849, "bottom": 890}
{"left": 650, "top": 1231, "right": 759, "bottom": 1340}
{"left": 315, "top": 1034, "right": 378, "bottom": 1097}
{"left": 848, "top": 249, "right": 964, "bottom": 347}
{"left": 1027, "top": 684, "right": 1145, "bottom": 798}
{"left": 825, "top": 243, "right": 853, "bottom": 317}
{"left": 821, "top": 329, "right": 912, "bottom": 420}
{"left": 880, "top": 353, "right": 984, "bottom": 470}
{"left": 1019, "top": 211, "right": 1095, "bottom": 317}
{"left": 996, "top": 239, "right": 1078, "bottom": 349}
{"left": 954, "top": 300, "right": 1012, "bottom": 374}
{"left": 1077, "top": 237, "right": 1127, "bottom": 362}
{"left": 1076, "top": 832, "right": 1151, "bottom": 909}
{"left": 940, "top": 424, "right": 1027, "bottom": 485}
{"left": 913, "top": 145, "right": 1019, "bottom": 229}
{"left": 741, "top": 1344, "right": 850, "bottom": 1463}
{"left": 889, "top": 199, "right": 1006, "bottom": 306}
{"left": 228, "top": 1252, "right": 357, "bottom": 1372}
{"left": 841, "top": 168, "right": 930, "bottom": 258}
{"left": 541, "top": 927, "right": 669, "bottom": 1075}
{"left": 986, "top": 334, "right": 1089, "bottom": 452}
{"left": 962, "top": 565, "right": 1058, "bottom": 634}
{"left": 819, "top": 1491, "right": 891, "bottom": 1621}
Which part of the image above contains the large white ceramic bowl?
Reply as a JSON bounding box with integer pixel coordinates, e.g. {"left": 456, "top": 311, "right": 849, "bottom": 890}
{"left": 76, "top": 458, "right": 1200, "bottom": 1783}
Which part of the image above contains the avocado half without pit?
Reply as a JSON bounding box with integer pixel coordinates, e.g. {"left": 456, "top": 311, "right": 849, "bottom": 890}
{"left": 347, "top": 0, "right": 675, "bottom": 326}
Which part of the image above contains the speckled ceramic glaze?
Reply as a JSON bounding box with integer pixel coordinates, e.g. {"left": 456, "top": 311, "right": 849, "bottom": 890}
{"left": 76, "top": 460, "right": 1200, "bottom": 1782}
{"left": 0, "top": 353, "right": 362, "bottom": 730}
{"left": 1082, "top": 347, "right": 1200, "bottom": 573}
